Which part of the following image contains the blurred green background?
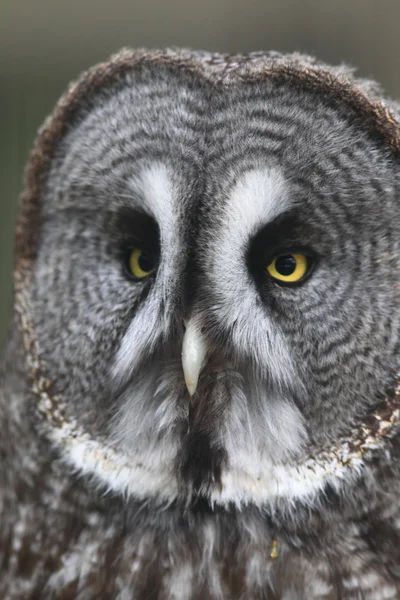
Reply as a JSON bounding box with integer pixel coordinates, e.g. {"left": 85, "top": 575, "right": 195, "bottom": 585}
{"left": 1, "top": 0, "right": 400, "bottom": 349}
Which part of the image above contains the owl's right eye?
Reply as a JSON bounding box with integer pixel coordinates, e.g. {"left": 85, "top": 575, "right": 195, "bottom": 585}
{"left": 115, "top": 208, "right": 160, "bottom": 282}
{"left": 127, "top": 248, "right": 157, "bottom": 279}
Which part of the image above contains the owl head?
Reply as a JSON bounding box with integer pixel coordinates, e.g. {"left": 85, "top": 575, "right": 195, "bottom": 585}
{"left": 14, "top": 49, "right": 400, "bottom": 510}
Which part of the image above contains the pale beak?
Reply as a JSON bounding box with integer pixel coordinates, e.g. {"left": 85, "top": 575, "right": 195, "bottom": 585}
{"left": 182, "top": 319, "right": 206, "bottom": 396}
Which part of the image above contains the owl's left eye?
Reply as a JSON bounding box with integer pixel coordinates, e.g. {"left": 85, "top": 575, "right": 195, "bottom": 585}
{"left": 128, "top": 248, "right": 157, "bottom": 279}
{"left": 266, "top": 252, "right": 312, "bottom": 285}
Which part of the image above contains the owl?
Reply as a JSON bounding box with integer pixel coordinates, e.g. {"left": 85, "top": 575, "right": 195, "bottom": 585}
{"left": 1, "top": 47, "right": 400, "bottom": 599}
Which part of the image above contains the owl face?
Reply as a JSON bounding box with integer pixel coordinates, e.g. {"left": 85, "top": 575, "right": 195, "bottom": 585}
{"left": 28, "top": 55, "right": 400, "bottom": 507}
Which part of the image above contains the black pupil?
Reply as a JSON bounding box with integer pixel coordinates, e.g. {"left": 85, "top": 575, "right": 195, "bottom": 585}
{"left": 275, "top": 254, "right": 297, "bottom": 276}
{"left": 138, "top": 251, "right": 154, "bottom": 273}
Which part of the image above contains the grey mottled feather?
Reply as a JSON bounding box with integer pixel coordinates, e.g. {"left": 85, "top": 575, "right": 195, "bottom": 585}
{"left": 2, "top": 48, "right": 400, "bottom": 599}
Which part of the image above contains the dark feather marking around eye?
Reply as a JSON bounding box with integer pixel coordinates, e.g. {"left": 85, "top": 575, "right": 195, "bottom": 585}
{"left": 107, "top": 207, "right": 161, "bottom": 281}
{"left": 246, "top": 210, "right": 319, "bottom": 293}
{"left": 115, "top": 207, "right": 160, "bottom": 251}
{"left": 247, "top": 210, "right": 309, "bottom": 263}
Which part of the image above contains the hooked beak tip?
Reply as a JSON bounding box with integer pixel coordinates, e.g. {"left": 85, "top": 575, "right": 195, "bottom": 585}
{"left": 182, "top": 318, "right": 206, "bottom": 398}
{"left": 185, "top": 380, "right": 197, "bottom": 396}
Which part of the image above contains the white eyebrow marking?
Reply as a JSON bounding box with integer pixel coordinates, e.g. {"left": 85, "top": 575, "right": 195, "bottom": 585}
{"left": 223, "top": 166, "right": 291, "bottom": 248}
{"left": 207, "top": 166, "right": 297, "bottom": 383}
{"left": 112, "top": 163, "right": 178, "bottom": 380}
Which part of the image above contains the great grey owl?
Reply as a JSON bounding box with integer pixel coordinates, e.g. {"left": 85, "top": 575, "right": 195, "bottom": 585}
{"left": 1, "top": 48, "right": 400, "bottom": 599}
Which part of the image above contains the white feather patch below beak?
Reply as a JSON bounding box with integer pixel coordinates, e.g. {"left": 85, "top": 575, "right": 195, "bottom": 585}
{"left": 182, "top": 319, "right": 207, "bottom": 396}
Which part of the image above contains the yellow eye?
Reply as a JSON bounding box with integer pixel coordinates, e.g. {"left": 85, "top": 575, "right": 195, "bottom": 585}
{"left": 266, "top": 253, "right": 309, "bottom": 284}
{"left": 128, "top": 248, "right": 157, "bottom": 279}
